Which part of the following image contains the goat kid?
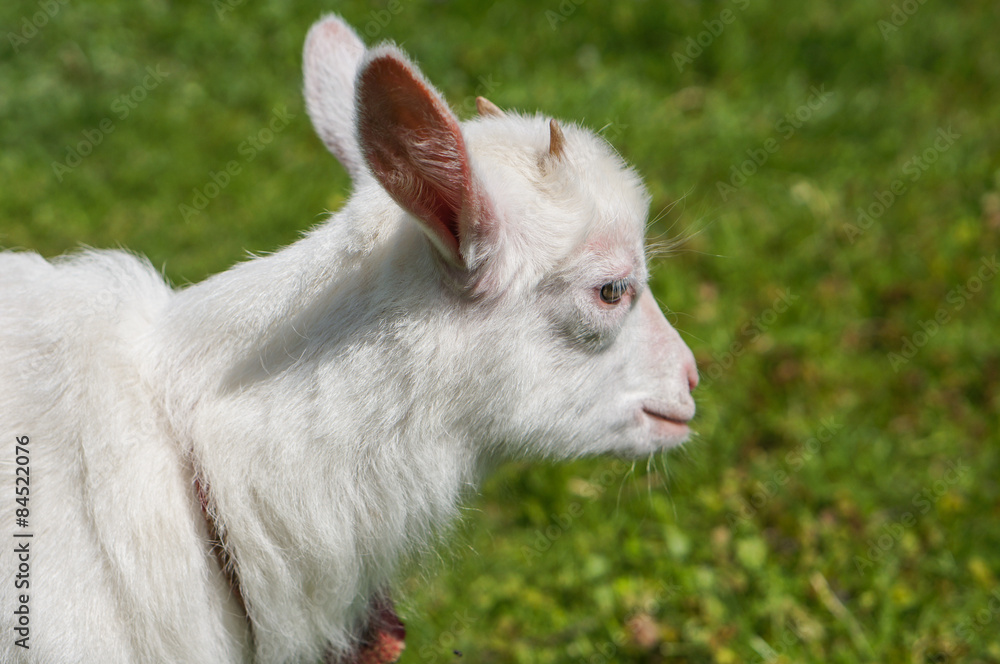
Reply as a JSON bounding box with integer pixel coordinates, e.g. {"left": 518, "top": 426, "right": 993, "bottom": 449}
{"left": 0, "top": 14, "right": 697, "bottom": 664}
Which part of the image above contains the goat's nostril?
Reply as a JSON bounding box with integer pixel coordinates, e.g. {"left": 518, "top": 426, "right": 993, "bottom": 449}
{"left": 687, "top": 362, "right": 699, "bottom": 392}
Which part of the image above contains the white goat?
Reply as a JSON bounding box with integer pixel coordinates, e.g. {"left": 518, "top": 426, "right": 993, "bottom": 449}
{"left": 0, "top": 15, "right": 697, "bottom": 664}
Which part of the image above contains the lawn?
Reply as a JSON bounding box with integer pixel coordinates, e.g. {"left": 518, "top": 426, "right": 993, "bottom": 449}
{"left": 2, "top": 0, "right": 999, "bottom": 662}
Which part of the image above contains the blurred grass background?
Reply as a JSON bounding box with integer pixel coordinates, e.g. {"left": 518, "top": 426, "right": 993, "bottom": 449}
{"left": 2, "top": 1, "right": 999, "bottom": 662}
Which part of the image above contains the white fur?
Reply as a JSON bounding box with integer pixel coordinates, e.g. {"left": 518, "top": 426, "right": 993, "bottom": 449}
{"left": 0, "top": 14, "right": 697, "bottom": 663}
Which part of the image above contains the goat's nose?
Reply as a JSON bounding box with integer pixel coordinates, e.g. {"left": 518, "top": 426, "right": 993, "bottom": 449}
{"left": 686, "top": 360, "right": 699, "bottom": 392}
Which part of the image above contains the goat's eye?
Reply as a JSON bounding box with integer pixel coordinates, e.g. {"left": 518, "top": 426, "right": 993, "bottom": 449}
{"left": 599, "top": 279, "right": 629, "bottom": 305}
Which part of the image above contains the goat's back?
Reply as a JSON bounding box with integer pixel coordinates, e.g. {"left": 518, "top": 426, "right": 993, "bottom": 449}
{"left": 0, "top": 250, "right": 242, "bottom": 663}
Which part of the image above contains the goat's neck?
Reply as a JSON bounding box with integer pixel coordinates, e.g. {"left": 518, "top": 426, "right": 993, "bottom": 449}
{"left": 156, "top": 194, "right": 482, "bottom": 654}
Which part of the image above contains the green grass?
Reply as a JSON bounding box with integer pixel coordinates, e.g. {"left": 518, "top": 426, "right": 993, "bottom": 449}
{"left": 3, "top": 1, "right": 999, "bottom": 662}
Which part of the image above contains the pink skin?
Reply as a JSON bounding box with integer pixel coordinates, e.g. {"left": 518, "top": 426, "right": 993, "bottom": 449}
{"left": 635, "top": 289, "right": 698, "bottom": 444}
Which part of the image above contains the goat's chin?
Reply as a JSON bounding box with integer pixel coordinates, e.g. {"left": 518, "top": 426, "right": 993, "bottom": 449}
{"left": 600, "top": 422, "right": 690, "bottom": 459}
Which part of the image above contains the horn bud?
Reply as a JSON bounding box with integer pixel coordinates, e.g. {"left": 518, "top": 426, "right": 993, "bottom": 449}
{"left": 476, "top": 96, "right": 504, "bottom": 117}
{"left": 548, "top": 119, "right": 566, "bottom": 160}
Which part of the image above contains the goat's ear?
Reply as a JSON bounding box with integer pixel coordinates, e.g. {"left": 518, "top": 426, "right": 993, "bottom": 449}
{"left": 356, "top": 46, "right": 488, "bottom": 267}
{"left": 303, "top": 15, "right": 367, "bottom": 181}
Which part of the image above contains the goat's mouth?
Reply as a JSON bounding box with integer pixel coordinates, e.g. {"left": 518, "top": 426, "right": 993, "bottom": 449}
{"left": 641, "top": 407, "right": 692, "bottom": 439}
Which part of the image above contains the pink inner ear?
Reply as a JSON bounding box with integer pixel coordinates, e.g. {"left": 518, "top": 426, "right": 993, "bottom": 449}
{"left": 357, "top": 54, "right": 471, "bottom": 258}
